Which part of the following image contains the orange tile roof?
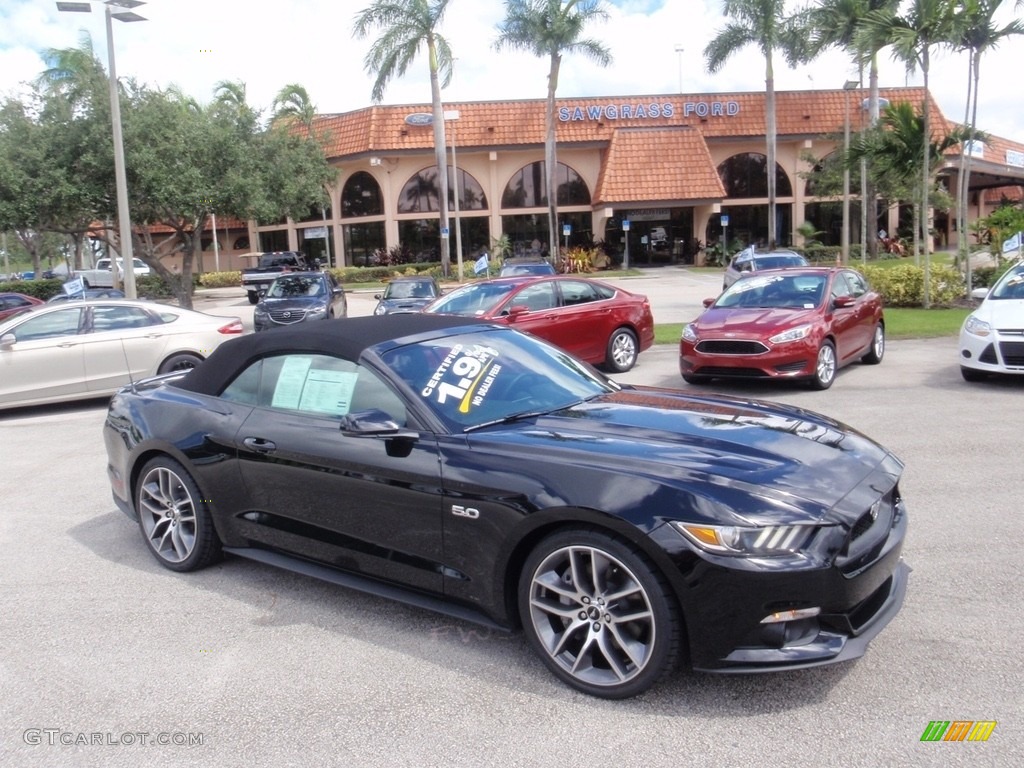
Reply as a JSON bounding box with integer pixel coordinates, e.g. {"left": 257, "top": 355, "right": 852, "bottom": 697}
{"left": 307, "top": 87, "right": 1016, "bottom": 160}
{"left": 594, "top": 127, "right": 725, "bottom": 205}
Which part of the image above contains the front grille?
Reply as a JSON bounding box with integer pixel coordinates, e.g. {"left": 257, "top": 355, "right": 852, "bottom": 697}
{"left": 269, "top": 309, "right": 307, "bottom": 324}
{"left": 773, "top": 360, "right": 807, "bottom": 373}
{"left": 839, "top": 492, "right": 899, "bottom": 572}
{"left": 695, "top": 340, "right": 769, "bottom": 355}
{"left": 694, "top": 366, "right": 769, "bottom": 378}
{"left": 997, "top": 340, "right": 1024, "bottom": 366}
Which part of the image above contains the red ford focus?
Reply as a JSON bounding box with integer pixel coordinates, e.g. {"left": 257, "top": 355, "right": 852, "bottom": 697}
{"left": 424, "top": 275, "right": 654, "bottom": 372}
{"left": 680, "top": 267, "right": 884, "bottom": 389}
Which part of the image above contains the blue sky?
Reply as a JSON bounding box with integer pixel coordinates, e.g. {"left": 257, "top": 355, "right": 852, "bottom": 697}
{"left": 1, "top": 0, "right": 1021, "bottom": 142}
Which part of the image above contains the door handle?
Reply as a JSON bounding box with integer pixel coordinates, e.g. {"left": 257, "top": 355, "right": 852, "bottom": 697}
{"left": 243, "top": 437, "right": 277, "bottom": 453}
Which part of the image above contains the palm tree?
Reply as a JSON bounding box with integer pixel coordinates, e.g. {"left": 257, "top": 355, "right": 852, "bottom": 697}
{"left": 951, "top": 0, "right": 1023, "bottom": 292}
{"left": 859, "top": 0, "right": 959, "bottom": 307}
{"left": 354, "top": 0, "right": 455, "bottom": 276}
{"left": 495, "top": 1, "right": 611, "bottom": 261}
{"left": 272, "top": 83, "right": 317, "bottom": 130}
{"left": 704, "top": 1, "right": 810, "bottom": 249}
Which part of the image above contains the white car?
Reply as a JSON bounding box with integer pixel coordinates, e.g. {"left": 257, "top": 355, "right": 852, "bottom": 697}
{"left": 959, "top": 262, "right": 1024, "bottom": 381}
{"left": 0, "top": 299, "right": 243, "bottom": 409}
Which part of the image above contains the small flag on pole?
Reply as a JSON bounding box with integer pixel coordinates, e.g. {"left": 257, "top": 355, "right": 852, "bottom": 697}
{"left": 473, "top": 252, "right": 489, "bottom": 276}
{"left": 63, "top": 277, "right": 85, "bottom": 297}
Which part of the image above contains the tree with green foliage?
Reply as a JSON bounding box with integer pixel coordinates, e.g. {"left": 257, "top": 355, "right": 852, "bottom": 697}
{"left": 354, "top": 0, "right": 455, "bottom": 276}
{"left": 705, "top": 1, "right": 811, "bottom": 249}
{"left": 495, "top": 0, "right": 612, "bottom": 262}
{"left": 272, "top": 83, "right": 317, "bottom": 130}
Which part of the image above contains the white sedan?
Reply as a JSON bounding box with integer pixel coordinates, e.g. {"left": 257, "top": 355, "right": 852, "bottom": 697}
{"left": 959, "top": 262, "right": 1024, "bottom": 381}
{"left": 0, "top": 299, "right": 243, "bottom": 409}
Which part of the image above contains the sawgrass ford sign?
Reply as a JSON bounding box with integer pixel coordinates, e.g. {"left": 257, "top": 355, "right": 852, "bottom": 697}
{"left": 558, "top": 100, "right": 740, "bottom": 122}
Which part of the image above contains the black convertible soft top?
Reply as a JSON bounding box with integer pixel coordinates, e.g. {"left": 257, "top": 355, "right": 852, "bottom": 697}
{"left": 178, "top": 314, "right": 484, "bottom": 396}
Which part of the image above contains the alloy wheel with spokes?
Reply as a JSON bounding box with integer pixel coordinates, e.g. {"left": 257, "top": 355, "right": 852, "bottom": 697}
{"left": 520, "top": 530, "right": 680, "bottom": 698}
{"left": 135, "top": 457, "right": 220, "bottom": 572}
{"left": 606, "top": 328, "right": 638, "bottom": 372}
{"left": 811, "top": 340, "right": 837, "bottom": 390}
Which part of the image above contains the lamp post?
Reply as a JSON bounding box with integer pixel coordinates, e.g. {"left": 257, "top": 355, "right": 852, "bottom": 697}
{"left": 841, "top": 80, "right": 858, "bottom": 266}
{"left": 56, "top": 1, "right": 146, "bottom": 299}
{"left": 675, "top": 46, "right": 684, "bottom": 93}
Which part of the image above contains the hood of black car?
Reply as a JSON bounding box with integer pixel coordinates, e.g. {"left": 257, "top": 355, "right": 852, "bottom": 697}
{"left": 469, "top": 387, "right": 900, "bottom": 526}
{"left": 259, "top": 297, "right": 324, "bottom": 311}
{"left": 380, "top": 298, "right": 433, "bottom": 312}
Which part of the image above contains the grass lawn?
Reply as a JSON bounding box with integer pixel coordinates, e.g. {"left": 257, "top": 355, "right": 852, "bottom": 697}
{"left": 655, "top": 306, "right": 972, "bottom": 345}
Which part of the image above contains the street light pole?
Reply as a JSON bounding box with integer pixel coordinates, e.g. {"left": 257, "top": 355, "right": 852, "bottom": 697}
{"left": 841, "top": 80, "right": 858, "bottom": 266}
{"left": 675, "top": 46, "right": 684, "bottom": 93}
{"left": 445, "top": 110, "right": 463, "bottom": 281}
{"left": 57, "top": 1, "right": 146, "bottom": 299}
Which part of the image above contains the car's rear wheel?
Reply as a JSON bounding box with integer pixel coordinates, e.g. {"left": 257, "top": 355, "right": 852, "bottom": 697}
{"left": 135, "top": 457, "right": 221, "bottom": 572}
{"left": 810, "top": 340, "right": 837, "bottom": 390}
{"left": 157, "top": 352, "right": 203, "bottom": 375}
{"left": 605, "top": 328, "right": 638, "bottom": 373}
{"left": 519, "top": 529, "right": 681, "bottom": 699}
{"left": 247, "top": 292, "right": 259, "bottom": 305}
{"left": 960, "top": 365, "right": 987, "bottom": 382}
{"left": 862, "top": 323, "right": 885, "bottom": 364}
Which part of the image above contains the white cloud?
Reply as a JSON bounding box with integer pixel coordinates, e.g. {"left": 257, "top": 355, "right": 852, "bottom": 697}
{"left": 0, "top": 0, "right": 1021, "bottom": 142}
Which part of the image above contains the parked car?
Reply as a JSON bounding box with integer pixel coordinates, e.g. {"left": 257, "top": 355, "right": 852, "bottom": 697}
{"left": 104, "top": 314, "right": 909, "bottom": 699}
{"left": 423, "top": 275, "right": 653, "bottom": 372}
{"left": 959, "top": 261, "right": 1024, "bottom": 381}
{"left": 499, "top": 258, "right": 556, "bottom": 277}
{"left": 373, "top": 276, "right": 442, "bottom": 315}
{"left": 723, "top": 248, "right": 809, "bottom": 290}
{"left": 680, "top": 267, "right": 885, "bottom": 389}
{"left": 253, "top": 272, "right": 346, "bottom": 332}
{"left": 0, "top": 292, "right": 44, "bottom": 322}
{"left": 0, "top": 299, "right": 243, "bottom": 409}
{"left": 47, "top": 288, "right": 126, "bottom": 303}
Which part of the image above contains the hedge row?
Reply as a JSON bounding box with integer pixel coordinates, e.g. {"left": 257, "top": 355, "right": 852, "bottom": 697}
{"left": 860, "top": 264, "right": 966, "bottom": 307}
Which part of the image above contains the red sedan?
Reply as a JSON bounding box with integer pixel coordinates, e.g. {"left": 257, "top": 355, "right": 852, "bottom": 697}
{"left": 424, "top": 275, "right": 654, "bottom": 371}
{"left": 679, "top": 267, "right": 884, "bottom": 389}
{"left": 0, "top": 292, "right": 44, "bottom": 322}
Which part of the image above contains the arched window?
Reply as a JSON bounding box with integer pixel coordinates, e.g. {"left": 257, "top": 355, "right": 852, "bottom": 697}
{"left": 501, "top": 162, "right": 591, "bottom": 208}
{"left": 342, "top": 172, "right": 383, "bottom": 218}
{"left": 397, "top": 167, "right": 488, "bottom": 213}
{"left": 717, "top": 153, "right": 792, "bottom": 198}
{"left": 232, "top": 236, "right": 250, "bottom": 251}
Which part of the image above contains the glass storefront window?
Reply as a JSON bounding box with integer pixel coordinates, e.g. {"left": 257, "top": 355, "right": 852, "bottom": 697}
{"left": 501, "top": 162, "right": 591, "bottom": 208}
{"left": 343, "top": 221, "right": 385, "bottom": 267}
{"left": 342, "top": 172, "right": 384, "bottom": 218}
{"left": 396, "top": 167, "right": 487, "bottom": 213}
{"left": 717, "top": 153, "right": 793, "bottom": 198}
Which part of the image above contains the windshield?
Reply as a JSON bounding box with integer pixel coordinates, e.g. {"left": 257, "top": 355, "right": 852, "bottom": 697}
{"left": 753, "top": 254, "right": 807, "bottom": 270}
{"left": 989, "top": 266, "right": 1024, "bottom": 300}
{"left": 268, "top": 275, "right": 323, "bottom": 298}
{"left": 715, "top": 273, "right": 826, "bottom": 309}
{"left": 379, "top": 328, "right": 616, "bottom": 431}
{"left": 385, "top": 281, "right": 436, "bottom": 300}
{"left": 423, "top": 281, "right": 517, "bottom": 316}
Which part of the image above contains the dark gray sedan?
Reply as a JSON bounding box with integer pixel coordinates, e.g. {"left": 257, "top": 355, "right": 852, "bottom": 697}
{"left": 254, "top": 271, "right": 347, "bottom": 332}
{"left": 373, "top": 276, "right": 441, "bottom": 315}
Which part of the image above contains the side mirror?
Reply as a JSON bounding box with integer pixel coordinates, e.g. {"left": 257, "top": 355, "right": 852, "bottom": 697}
{"left": 340, "top": 408, "right": 412, "bottom": 437}
{"left": 702, "top": 297, "right": 715, "bottom": 308}
{"left": 0, "top": 332, "right": 16, "bottom": 349}
{"left": 507, "top": 305, "right": 530, "bottom": 320}
{"left": 833, "top": 295, "right": 855, "bottom": 309}
{"left": 374, "top": 294, "right": 383, "bottom": 300}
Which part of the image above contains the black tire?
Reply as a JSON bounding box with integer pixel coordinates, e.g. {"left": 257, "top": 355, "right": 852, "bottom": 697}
{"left": 157, "top": 352, "right": 203, "bottom": 375}
{"left": 247, "top": 291, "right": 259, "bottom": 305}
{"left": 134, "top": 456, "right": 221, "bottom": 572}
{"left": 519, "top": 529, "right": 682, "bottom": 699}
{"left": 960, "top": 366, "right": 987, "bottom": 382}
{"left": 862, "top": 323, "right": 885, "bottom": 364}
{"left": 82, "top": 279, "right": 91, "bottom": 289}
{"left": 605, "top": 328, "right": 639, "bottom": 373}
{"left": 809, "top": 340, "right": 837, "bottom": 390}
{"left": 682, "top": 373, "right": 710, "bottom": 385}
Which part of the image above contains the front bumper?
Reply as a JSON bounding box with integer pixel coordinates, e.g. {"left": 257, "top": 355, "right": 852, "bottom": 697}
{"left": 680, "top": 337, "right": 818, "bottom": 380}
{"left": 959, "top": 329, "right": 1024, "bottom": 374}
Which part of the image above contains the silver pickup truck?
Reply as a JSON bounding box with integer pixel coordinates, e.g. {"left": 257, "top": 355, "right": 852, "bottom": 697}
{"left": 240, "top": 251, "right": 317, "bottom": 305}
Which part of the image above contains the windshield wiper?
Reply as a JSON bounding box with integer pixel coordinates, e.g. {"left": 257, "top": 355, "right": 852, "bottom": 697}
{"left": 463, "top": 406, "right": 560, "bottom": 433}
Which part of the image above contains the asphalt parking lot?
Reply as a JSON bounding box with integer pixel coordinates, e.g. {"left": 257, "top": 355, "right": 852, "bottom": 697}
{"left": 2, "top": 268, "right": 1022, "bottom": 767}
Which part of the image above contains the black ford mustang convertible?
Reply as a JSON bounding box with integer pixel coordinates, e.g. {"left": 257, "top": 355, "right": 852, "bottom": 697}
{"left": 104, "top": 314, "right": 909, "bottom": 698}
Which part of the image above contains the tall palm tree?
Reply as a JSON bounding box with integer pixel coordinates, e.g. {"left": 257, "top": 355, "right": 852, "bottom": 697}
{"left": 495, "top": 1, "right": 611, "bottom": 261}
{"left": 272, "top": 83, "right": 317, "bottom": 130}
{"left": 952, "top": 0, "right": 1023, "bottom": 292}
{"left": 354, "top": 0, "right": 455, "bottom": 275}
{"left": 859, "top": 0, "right": 958, "bottom": 307}
{"left": 705, "top": 1, "right": 810, "bottom": 249}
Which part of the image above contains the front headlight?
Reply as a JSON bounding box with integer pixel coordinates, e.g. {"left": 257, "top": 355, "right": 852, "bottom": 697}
{"left": 253, "top": 306, "right": 268, "bottom": 318}
{"left": 681, "top": 323, "right": 699, "bottom": 343}
{"left": 963, "top": 314, "right": 991, "bottom": 337}
{"left": 374, "top": 304, "right": 387, "bottom": 316}
{"left": 672, "top": 521, "right": 817, "bottom": 556}
{"left": 769, "top": 324, "right": 811, "bottom": 344}
{"left": 307, "top": 304, "right": 327, "bottom": 316}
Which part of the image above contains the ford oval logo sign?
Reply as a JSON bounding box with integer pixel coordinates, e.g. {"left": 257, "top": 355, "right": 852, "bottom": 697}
{"left": 404, "top": 113, "right": 433, "bottom": 126}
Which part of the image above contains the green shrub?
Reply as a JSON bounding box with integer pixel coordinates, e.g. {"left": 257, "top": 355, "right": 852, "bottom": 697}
{"left": 198, "top": 270, "right": 242, "bottom": 288}
{"left": 861, "top": 264, "right": 965, "bottom": 307}
{"left": 134, "top": 274, "right": 175, "bottom": 299}
{"left": 1, "top": 278, "right": 64, "bottom": 300}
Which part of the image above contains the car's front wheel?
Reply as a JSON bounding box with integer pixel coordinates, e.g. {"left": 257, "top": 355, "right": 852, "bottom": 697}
{"left": 135, "top": 457, "right": 221, "bottom": 572}
{"left": 605, "top": 328, "right": 638, "bottom": 373}
{"left": 247, "top": 292, "right": 259, "bottom": 305}
{"left": 810, "top": 340, "right": 837, "bottom": 390}
{"left": 960, "top": 365, "right": 987, "bottom": 382}
{"left": 862, "top": 323, "right": 885, "bottom": 364}
{"left": 519, "top": 529, "right": 681, "bottom": 699}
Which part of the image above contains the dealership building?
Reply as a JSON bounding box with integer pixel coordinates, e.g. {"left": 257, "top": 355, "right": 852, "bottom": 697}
{"left": 204, "top": 87, "right": 1024, "bottom": 271}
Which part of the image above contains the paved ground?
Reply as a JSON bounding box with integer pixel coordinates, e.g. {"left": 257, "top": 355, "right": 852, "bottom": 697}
{"left": 2, "top": 268, "right": 1022, "bottom": 767}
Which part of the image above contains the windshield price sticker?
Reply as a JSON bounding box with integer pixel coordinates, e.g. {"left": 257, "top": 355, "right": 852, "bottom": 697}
{"left": 421, "top": 344, "right": 501, "bottom": 413}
